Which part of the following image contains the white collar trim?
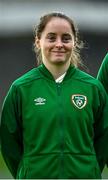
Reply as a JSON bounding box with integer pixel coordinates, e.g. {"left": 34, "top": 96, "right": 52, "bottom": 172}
{"left": 55, "top": 72, "right": 66, "bottom": 83}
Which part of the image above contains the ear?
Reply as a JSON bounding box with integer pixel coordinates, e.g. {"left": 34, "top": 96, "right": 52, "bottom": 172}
{"left": 35, "top": 37, "right": 41, "bottom": 49}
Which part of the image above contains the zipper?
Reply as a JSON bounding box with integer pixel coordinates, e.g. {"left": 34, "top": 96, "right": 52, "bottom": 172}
{"left": 56, "top": 83, "right": 65, "bottom": 178}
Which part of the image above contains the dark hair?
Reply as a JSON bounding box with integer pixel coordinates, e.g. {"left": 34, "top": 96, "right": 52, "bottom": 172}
{"left": 34, "top": 12, "right": 84, "bottom": 67}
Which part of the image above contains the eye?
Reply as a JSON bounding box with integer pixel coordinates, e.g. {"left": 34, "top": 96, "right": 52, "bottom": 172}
{"left": 46, "top": 33, "right": 56, "bottom": 42}
{"left": 62, "top": 34, "right": 72, "bottom": 43}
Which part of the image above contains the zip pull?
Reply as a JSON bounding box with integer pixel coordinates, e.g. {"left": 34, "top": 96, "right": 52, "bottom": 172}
{"left": 56, "top": 83, "right": 61, "bottom": 96}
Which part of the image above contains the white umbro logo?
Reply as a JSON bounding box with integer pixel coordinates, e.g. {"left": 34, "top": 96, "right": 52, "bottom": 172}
{"left": 34, "top": 97, "right": 46, "bottom": 105}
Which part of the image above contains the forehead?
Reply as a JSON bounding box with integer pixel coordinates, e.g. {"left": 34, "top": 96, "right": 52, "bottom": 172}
{"left": 43, "top": 17, "right": 73, "bottom": 34}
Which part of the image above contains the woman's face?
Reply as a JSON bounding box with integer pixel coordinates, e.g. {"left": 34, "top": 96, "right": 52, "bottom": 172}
{"left": 36, "top": 17, "right": 75, "bottom": 66}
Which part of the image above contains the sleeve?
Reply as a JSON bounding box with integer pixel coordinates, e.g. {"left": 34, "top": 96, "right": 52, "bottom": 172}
{"left": 97, "top": 53, "right": 108, "bottom": 94}
{"left": 93, "top": 83, "right": 108, "bottom": 172}
{"left": 0, "top": 84, "right": 23, "bottom": 178}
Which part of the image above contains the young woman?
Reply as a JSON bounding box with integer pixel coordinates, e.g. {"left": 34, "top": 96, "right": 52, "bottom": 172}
{"left": 1, "top": 12, "right": 108, "bottom": 179}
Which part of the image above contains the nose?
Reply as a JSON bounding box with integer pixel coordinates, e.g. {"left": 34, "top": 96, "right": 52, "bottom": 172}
{"left": 55, "top": 38, "right": 63, "bottom": 48}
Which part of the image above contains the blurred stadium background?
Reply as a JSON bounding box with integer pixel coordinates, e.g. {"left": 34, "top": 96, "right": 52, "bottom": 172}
{"left": 0, "top": 0, "right": 108, "bottom": 178}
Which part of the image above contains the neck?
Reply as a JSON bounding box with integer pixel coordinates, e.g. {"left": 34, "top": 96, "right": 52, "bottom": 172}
{"left": 43, "top": 62, "right": 70, "bottom": 80}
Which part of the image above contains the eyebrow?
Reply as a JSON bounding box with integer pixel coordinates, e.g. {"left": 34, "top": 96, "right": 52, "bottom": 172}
{"left": 47, "top": 32, "right": 56, "bottom": 36}
{"left": 62, "top": 33, "right": 72, "bottom": 37}
{"left": 46, "top": 32, "right": 72, "bottom": 36}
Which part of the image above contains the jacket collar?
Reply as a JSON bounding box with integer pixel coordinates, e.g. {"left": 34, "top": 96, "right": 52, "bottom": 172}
{"left": 38, "top": 63, "right": 76, "bottom": 82}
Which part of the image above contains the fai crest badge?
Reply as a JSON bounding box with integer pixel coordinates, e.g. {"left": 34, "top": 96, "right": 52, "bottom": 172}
{"left": 72, "top": 94, "right": 87, "bottom": 109}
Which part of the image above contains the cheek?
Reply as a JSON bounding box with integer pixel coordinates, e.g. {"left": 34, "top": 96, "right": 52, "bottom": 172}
{"left": 41, "top": 45, "right": 50, "bottom": 59}
{"left": 66, "top": 45, "right": 73, "bottom": 53}
{"left": 42, "top": 42, "right": 51, "bottom": 50}
{"left": 66, "top": 42, "right": 74, "bottom": 49}
{"left": 65, "top": 46, "right": 73, "bottom": 58}
{"left": 43, "top": 45, "right": 54, "bottom": 57}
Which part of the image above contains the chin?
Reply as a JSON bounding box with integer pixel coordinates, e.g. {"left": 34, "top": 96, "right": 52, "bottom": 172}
{"left": 53, "top": 58, "right": 65, "bottom": 63}
{"left": 52, "top": 60, "right": 66, "bottom": 65}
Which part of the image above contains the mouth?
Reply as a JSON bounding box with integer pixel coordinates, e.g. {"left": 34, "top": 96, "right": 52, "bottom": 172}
{"left": 52, "top": 51, "right": 65, "bottom": 54}
{"left": 52, "top": 52, "right": 65, "bottom": 58}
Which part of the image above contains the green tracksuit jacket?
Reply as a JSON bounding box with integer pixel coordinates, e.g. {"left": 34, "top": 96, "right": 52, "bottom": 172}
{"left": 1, "top": 64, "right": 108, "bottom": 179}
{"left": 97, "top": 52, "right": 108, "bottom": 167}
{"left": 97, "top": 53, "right": 108, "bottom": 93}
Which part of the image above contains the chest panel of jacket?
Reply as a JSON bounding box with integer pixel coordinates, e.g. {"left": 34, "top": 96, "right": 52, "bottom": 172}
{"left": 19, "top": 77, "right": 98, "bottom": 156}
